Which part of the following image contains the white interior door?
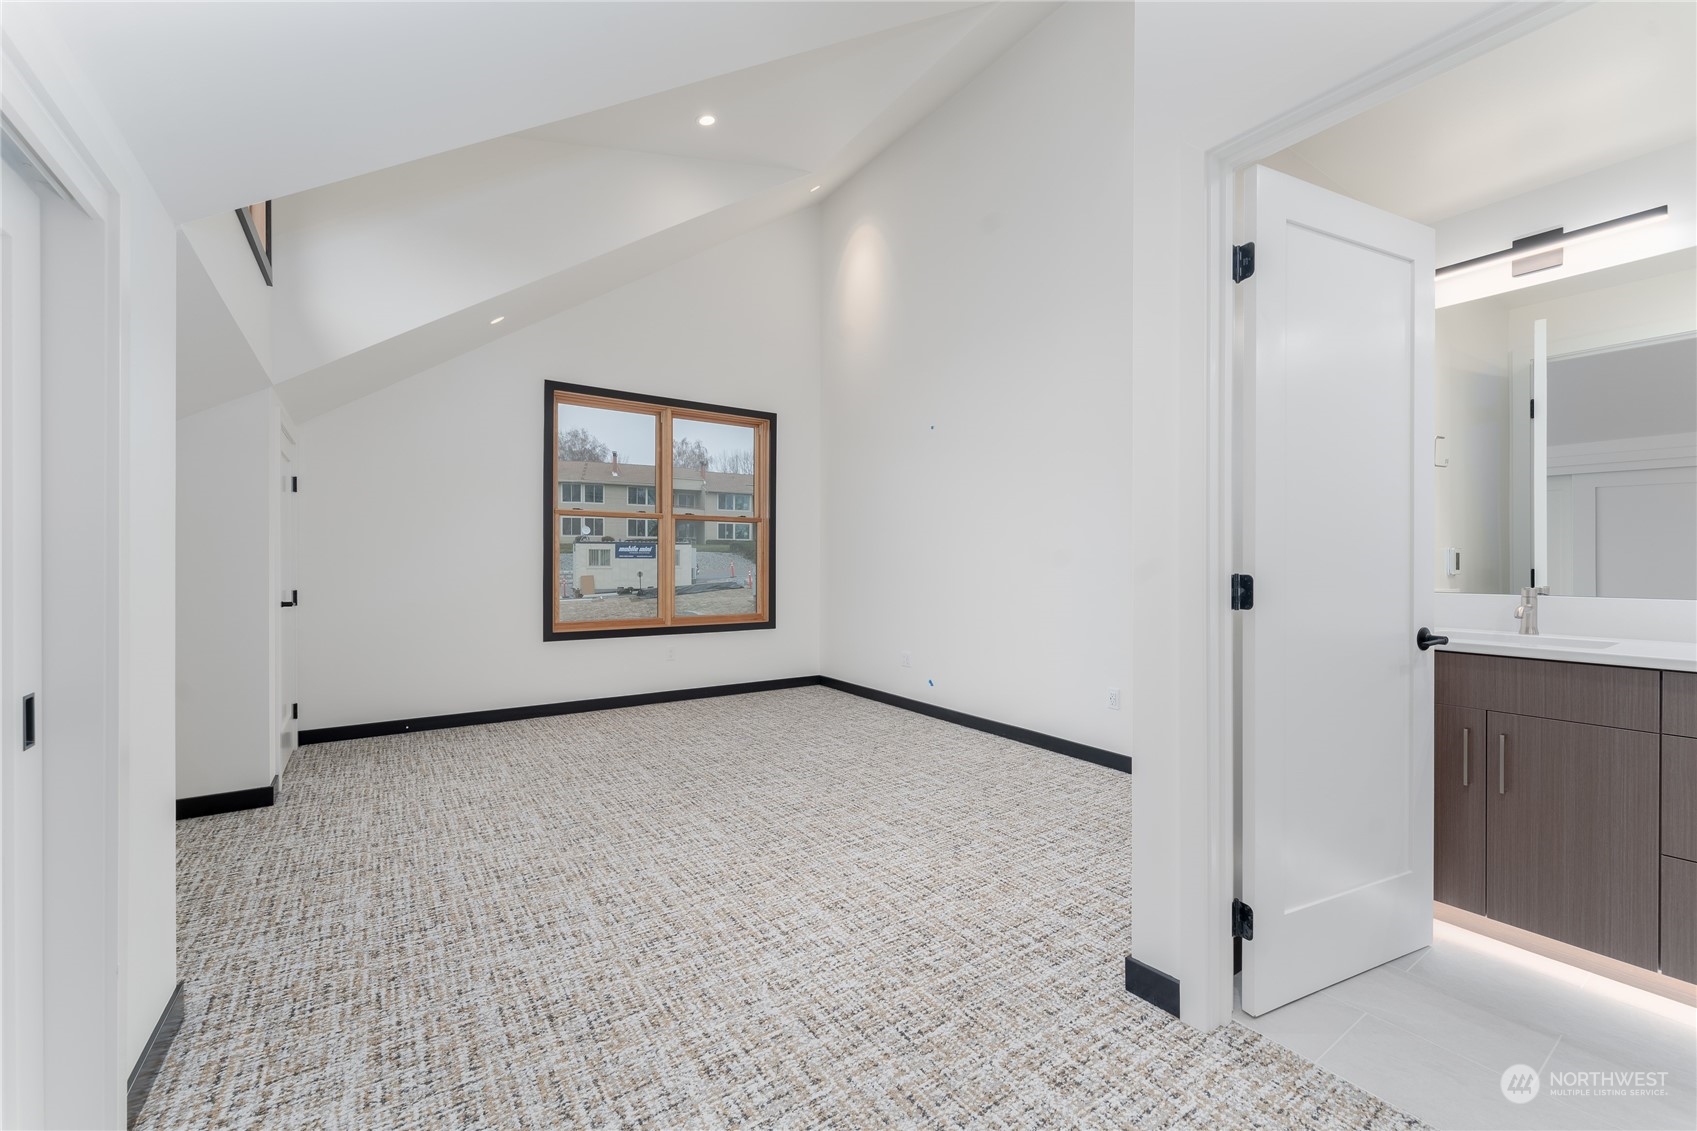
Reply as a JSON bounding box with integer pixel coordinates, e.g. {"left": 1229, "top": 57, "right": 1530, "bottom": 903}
{"left": 1, "top": 156, "right": 48, "bottom": 1128}
{"left": 1239, "top": 165, "right": 1435, "bottom": 1016}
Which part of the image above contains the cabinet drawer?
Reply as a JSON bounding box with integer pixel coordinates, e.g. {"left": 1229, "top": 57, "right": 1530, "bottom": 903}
{"left": 1664, "top": 856, "right": 1697, "bottom": 984}
{"left": 1665, "top": 735, "right": 1697, "bottom": 862}
{"left": 1435, "top": 651, "right": 1659, "bottom": 732}
{"left": 1666, "top": 671, "right": 1697, "bottom": 738}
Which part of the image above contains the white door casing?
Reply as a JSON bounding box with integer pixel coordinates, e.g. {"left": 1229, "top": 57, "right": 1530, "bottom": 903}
{"left": 1238, "top": 165, "right": 1435, "bottom": 1016}
{"left": 278, "top": 439, "right": 297, "bottom": 777}
{"left": 1, "top": 156, "right": 47, "bottom": 1129}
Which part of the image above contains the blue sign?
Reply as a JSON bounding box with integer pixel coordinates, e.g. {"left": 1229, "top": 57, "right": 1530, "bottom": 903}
{"left": 615, "top": 542, "right": 657, "bottom": 559}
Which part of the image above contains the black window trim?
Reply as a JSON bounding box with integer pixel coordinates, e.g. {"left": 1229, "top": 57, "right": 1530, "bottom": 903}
{"left": 544, "top": 380, "right": 776, "bottom": 642}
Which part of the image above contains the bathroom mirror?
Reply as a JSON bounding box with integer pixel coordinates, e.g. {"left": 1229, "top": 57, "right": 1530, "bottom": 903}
{"left": 1435, "top": 249, "right": 1697, "bottom": 598}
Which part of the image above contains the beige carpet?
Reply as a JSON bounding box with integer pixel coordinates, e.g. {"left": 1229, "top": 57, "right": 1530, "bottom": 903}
{"left": 141, "top": 686, "right": 1420, "bottom": 1129}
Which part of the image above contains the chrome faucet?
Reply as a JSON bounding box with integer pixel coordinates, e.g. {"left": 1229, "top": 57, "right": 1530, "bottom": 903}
{"left": 1515, "top": 586, "right": 1547, "bottom": 635}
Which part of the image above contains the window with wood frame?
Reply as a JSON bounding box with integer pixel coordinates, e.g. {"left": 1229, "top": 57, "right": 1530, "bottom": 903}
{"left": 546, "top": 381, "right": 774, "bottom": 640}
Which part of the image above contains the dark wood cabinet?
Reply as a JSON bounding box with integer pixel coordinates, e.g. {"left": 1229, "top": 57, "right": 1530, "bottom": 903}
{"left": 1484, "top": 712, "right": 1659, "bottom": 969}
{"left": 1666, "top": 672, "right": 1697, "bottom": 739}
{"left": 1434, "top": 705, "right": 1487, "bottom": 913}
{"left": 1664, "top": 856, "right": 1697, "bottom": 983}
{"left": 1435, "top": 652, "right": 1679, "bottom": 977}
{"left": 1665, "top": 735, "right": 1697, "bottom": 863}
{"left": 1435, "top": 651, "right": 1659, "bottom": 732}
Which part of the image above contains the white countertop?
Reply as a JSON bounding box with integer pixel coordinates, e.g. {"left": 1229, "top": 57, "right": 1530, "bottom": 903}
{"left": 1433, "top": 627, "right": 1697, "bottom": 672}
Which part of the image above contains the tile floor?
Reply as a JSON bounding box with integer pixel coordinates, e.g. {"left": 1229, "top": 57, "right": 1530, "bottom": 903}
{"left": 1235, "top": 919, "right": 1697, "bottom": 1130}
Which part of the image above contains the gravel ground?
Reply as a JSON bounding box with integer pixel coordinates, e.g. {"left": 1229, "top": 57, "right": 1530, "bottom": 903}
{"left": 556, "top": 583, "right": 756, "bottom": 623}
{"left": 556, "top": 595, "right": 659, "bottom": 623}
{"left": 688, "top": 550, "right": 754, "bottom": 585}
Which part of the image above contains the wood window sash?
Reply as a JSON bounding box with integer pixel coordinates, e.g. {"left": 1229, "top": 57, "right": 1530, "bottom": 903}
{"left": 550, "top": 387, "right": 771, "bottom": 636}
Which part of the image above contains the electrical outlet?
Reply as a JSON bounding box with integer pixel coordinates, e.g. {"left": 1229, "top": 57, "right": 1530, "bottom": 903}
{"left": 901, "top": 651, "right": 912, "bottom": 668}
{"left": 1106, "top": 687, "right": 1122, "bottom": 711}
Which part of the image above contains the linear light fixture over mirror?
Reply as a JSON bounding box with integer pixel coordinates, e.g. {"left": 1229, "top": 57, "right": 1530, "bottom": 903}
{"left": 1436, "top": 205, "right": 1670, "bottom": 279}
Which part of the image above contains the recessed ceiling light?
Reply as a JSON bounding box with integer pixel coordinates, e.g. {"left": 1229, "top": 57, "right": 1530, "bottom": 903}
{"left": 490, "top": 315, "right": 505, "bottom": 325}
{"left": 698, "top": 114, "right": 716, "bottom": 126}
{"left": 810, "top": 185, "right": 821, "bottom": 192}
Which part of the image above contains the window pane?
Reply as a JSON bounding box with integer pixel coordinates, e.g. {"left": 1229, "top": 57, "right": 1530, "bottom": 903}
{"left": 560, "top": 516, "right": 606, "bottom": 544}
{"left": 557, "top": 540, "right": 659, "bottom": 624}
{"left": 673, "top": 417, "right": 756, "bottom": 516}
{"left": 557, "top": 400, "right": 657, "bottom": 513}
{"left": 675, "top": 521, "right": 758, "bottom": 618}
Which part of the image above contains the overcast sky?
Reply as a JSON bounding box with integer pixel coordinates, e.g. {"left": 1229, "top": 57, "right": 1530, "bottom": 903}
{"left": 558, "top": 403, "right": 657, "bottom": 463}
{"left": 558, "top": 403, "right": 754, "bottom": 466}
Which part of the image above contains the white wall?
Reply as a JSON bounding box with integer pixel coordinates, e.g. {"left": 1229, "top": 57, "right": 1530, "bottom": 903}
{"left": 180, "top": 208, "right": 271, "bottom": 374}
{"left": 176, "top": 389, "right": 278, "bottom": 798}
{"left": 3, "top": 10, "right": 178, "bottom": 1123}
{"left": 298, "top": 210, "right": 822, "bottom": 728}
{"left": 819, "top": 3, "right": 1134, "bottom": 759}
{"left": 121, "top": 179, "right": 179, "bottom": 1106}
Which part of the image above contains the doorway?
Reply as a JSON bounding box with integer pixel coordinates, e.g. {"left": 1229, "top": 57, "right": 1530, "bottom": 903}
{"left": 1211, "top": 2, "right": 1697, "bottom": 1127}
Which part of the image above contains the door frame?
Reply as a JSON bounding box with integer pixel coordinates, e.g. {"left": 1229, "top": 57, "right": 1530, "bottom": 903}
{"left": 2, "top": 28, "right": 134, "bottom": 1126}
{"left": 1190, "top": 2, "right": 1577, "bottom": 1028}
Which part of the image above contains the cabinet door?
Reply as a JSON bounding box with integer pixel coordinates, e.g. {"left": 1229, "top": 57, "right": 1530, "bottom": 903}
{"left": 1663, "top": 856, "right": 1697, "bottom": 983}
{"left": 1486, "top": 712, "right": 1660, "bottom": 969}
{"left": 1435, "top": 705, "right": 1487, "bottom": 913}
{"left": 1664, "top": 735, "right": 1697, "bottom": 863}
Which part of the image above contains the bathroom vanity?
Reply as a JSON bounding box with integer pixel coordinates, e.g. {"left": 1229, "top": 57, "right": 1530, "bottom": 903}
{"left": 1434, "top": 644, "right": 1696, "bottom": 983}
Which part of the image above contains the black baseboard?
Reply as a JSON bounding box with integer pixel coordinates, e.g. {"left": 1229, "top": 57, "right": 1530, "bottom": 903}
{"left": 176, "top": 775, "right": 277, "bottom": 820}
{"left": 298, "top": 675, "right": 1132, "bottom": 778}
{"left": 127, "top": 979, "right": 184, "bottom": 1128}
{"left": 298, "top": 676, "right": 824, "bottom": 745}
{"left": 1124, "top": 956, "right": 1180, "bottom": 1017}
{"left": 819, "top": 677, "right": 1132, "bottom": 775}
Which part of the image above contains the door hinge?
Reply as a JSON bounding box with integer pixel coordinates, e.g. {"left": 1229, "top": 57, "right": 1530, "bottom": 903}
{"left": 1232, "top": 898, "right": 1254, "bottom": 941}
{"left": 1230, "top": 573, "right": 1254, "bottom": 611}
{"left": 291, "top": 703, "right": 298, "bottom": 721}
{"left": 1232, "top": 242, "right": 1255, "bottom": 283}
{"left": 1529, "top": 398, "right": 1535, "bottom": 420}
{"left": 291, "top": 476, "right": 298, "bottom": 492}
{"left": 22, "top": 693, "right": 36, "bottom": 751}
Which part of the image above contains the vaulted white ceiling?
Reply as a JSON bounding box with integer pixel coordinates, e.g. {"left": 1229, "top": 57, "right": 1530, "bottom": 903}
{"left": 41, "top": 0, "right": 982, "bottom": 223}
{"left": 1262, "top": 1, "right": 1697, "bottom": 224}
{"left": 34, "top": 1, "right": 1054, "bottom": 421}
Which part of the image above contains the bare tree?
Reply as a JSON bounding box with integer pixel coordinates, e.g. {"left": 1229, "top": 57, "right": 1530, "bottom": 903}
{"left": 558, "top": 427, "right": 609, "bottom": 462}
{"left": 673, "top": 437, "right": 711, "bottom": 468}
{"left": 713, "top": 449, "right": 755, "bottom": 475}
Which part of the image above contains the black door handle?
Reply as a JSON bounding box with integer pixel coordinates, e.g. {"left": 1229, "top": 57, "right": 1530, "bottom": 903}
{"left": 280, "top": 589, "right": 297, "bottom": 608}
{"left": 1417, "top": 627, "right": 1448, "bottom": 651}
